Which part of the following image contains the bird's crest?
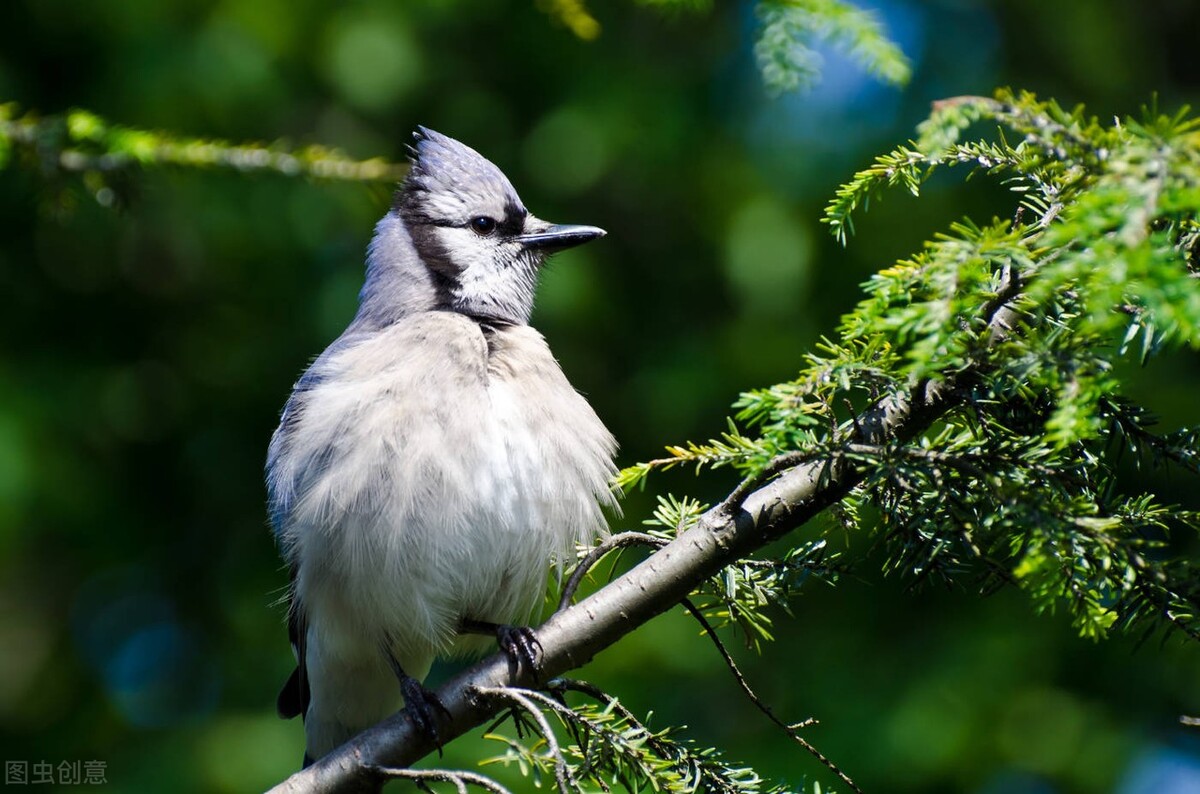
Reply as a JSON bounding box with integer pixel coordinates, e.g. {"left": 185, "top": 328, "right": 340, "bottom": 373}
{"left": 398, "top": 127, "right": 523, "bottom": 220}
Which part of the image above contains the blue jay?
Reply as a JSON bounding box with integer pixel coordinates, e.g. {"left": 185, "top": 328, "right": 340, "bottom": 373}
{"left": 267, "top": 128, "right": 617, "bottom": 764}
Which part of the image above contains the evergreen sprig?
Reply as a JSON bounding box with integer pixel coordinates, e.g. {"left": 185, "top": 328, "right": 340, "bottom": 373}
{"left": 754, "top": 0, "right": 911, "bottom": 94}
{"left": 476, "top": 681, "right": 808, "bottom": 794}
{"left": 626, "top": 495, "right": 843, "bottom": 649}
{"left": 0, "top": 103, "right": 407, "bottom": 208}
{"left": 620, "top": 89, "right": 1200, "bottom": 646}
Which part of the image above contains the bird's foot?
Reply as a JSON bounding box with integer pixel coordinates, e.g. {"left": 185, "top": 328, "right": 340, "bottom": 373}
{"left": 382, "top": 646, "right": 451, "bottom": 750}
{"left": 496, "top": 624, "right": 543, "bottom": 675}
{"left": 460, "top": 619, "right": 543, "bottom": 677}
{"left": 399, "top": 675, "right": 452, "bottom": 749}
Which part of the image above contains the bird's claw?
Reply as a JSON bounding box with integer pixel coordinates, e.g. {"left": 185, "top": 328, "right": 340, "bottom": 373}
{"left": 496, "top": 624, "right": 543, "bottom": 676}
{"left": 400, "top": 676, "right": 452, "bottom": 751}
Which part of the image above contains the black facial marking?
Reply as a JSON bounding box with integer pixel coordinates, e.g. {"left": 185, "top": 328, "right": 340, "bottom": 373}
{"left": 503, "top": 198, "right": 526, "bottom": 220}
{"left": 404, "top": 219, "right": 458, "bottom": 274}
{"left": 403, "top": 220, "right": 459, "bottom": 309}
{"left": 501, "top": 200, "right": 527, "bottom": 236}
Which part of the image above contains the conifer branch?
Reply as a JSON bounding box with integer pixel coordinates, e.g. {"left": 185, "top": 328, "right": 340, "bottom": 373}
{"left": 0, "top": 104, "right": 407, "bottom": 187}
{"left": 266, "top": 274, "right": 1021, "bottom": 794}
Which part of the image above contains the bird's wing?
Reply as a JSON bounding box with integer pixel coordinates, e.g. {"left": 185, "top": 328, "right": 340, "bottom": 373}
{"left": 276, "top": 567, "right": 310, "bottom": 720}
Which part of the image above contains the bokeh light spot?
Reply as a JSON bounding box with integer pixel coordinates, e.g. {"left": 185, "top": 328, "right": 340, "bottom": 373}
{"left": 197, "top": 713, "right": 305, "bottom": 792}
{"left": 997, "top": 687, "right": 1088, "bottom": 775}
{"left": 723, "top": 195, "right": 812, "bottom": 316}
{"left": 104, "top": 622, "right": 219, "bottom": 728}
{"left": 524, "top": 107, "right": 612, "bottom": 196}
{"left": 321, "top": 10, "right": 422, "bottom": 113}
{"left": 72, "top": 568, "right": 220, "bottom": 729}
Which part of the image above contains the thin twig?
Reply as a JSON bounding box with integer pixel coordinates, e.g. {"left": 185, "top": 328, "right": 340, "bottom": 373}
{"left": 474, "top": 686, "right": 578, "bottom": 794}
{"left": 1100, "top": 397, "right": 1200, "bottom": 475}
{"left": 371, "top": 768, "right": 512, "bottom": 794}
{"left": 720, "top": 449, "right": 831, "bottom": 514}
{"left": 548, "top": 678, "right": 755, "bottom": 787}
{"left": 558, "top": 532, "right": 666, "bottom": 611}
{"left": 680, "top": 599, "right": 863, "bottom": 794}
{"left": 523, "top": 681, "right": 643, "bottom": 782}
{"left": 482, "top": 684, "right": 642, "bottom": 789}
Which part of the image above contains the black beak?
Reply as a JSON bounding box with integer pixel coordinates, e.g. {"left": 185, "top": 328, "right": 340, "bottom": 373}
{"left": 516, "top": 224, "right": 606, "bottom": 253}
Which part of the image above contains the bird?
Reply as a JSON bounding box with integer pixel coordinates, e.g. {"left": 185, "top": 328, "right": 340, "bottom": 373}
{"left": 266, "top": 127, "right": 618, "bottom": 765}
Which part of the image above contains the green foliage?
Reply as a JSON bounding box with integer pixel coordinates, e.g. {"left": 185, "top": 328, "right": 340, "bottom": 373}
{"left": 754, "top": 0, "right": 911, "bottom": 94}
{"left": 615, "top": 420, "right": 785, "bottom": 494}
{"left": 622, "top": 89, "right": 1200, "bottom": 647}
{"left": 474, "top": 682, "right": 814, "bottom": 794}
{"left": 688, "top": 540, "right": 840, "bottom": 650}
{"left": 641, "top": 495, "right": 842, "bottom": 650}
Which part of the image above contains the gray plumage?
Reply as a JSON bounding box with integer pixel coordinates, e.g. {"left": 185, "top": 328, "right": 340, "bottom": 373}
{"left": 266, "top": 128, "right": 617, "bottom": 762}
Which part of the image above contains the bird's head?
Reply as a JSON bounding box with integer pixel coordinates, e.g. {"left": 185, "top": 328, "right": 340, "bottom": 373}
{"left": 394, "top": 127, "right": 605, "bottom": 325}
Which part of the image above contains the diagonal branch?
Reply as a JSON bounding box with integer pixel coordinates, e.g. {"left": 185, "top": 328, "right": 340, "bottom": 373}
{"left": 267, "top": 278, "right": 1022, "bottom": 794}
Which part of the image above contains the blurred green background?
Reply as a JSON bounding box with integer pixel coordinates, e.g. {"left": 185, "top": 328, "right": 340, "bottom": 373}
{"left": 1, "top": 1, "right": 1199, "bottom": 791}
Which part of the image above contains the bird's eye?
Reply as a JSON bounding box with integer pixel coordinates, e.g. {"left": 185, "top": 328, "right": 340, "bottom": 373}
{"left": 469, "top": 216, "right": 497, "bottom": 236}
